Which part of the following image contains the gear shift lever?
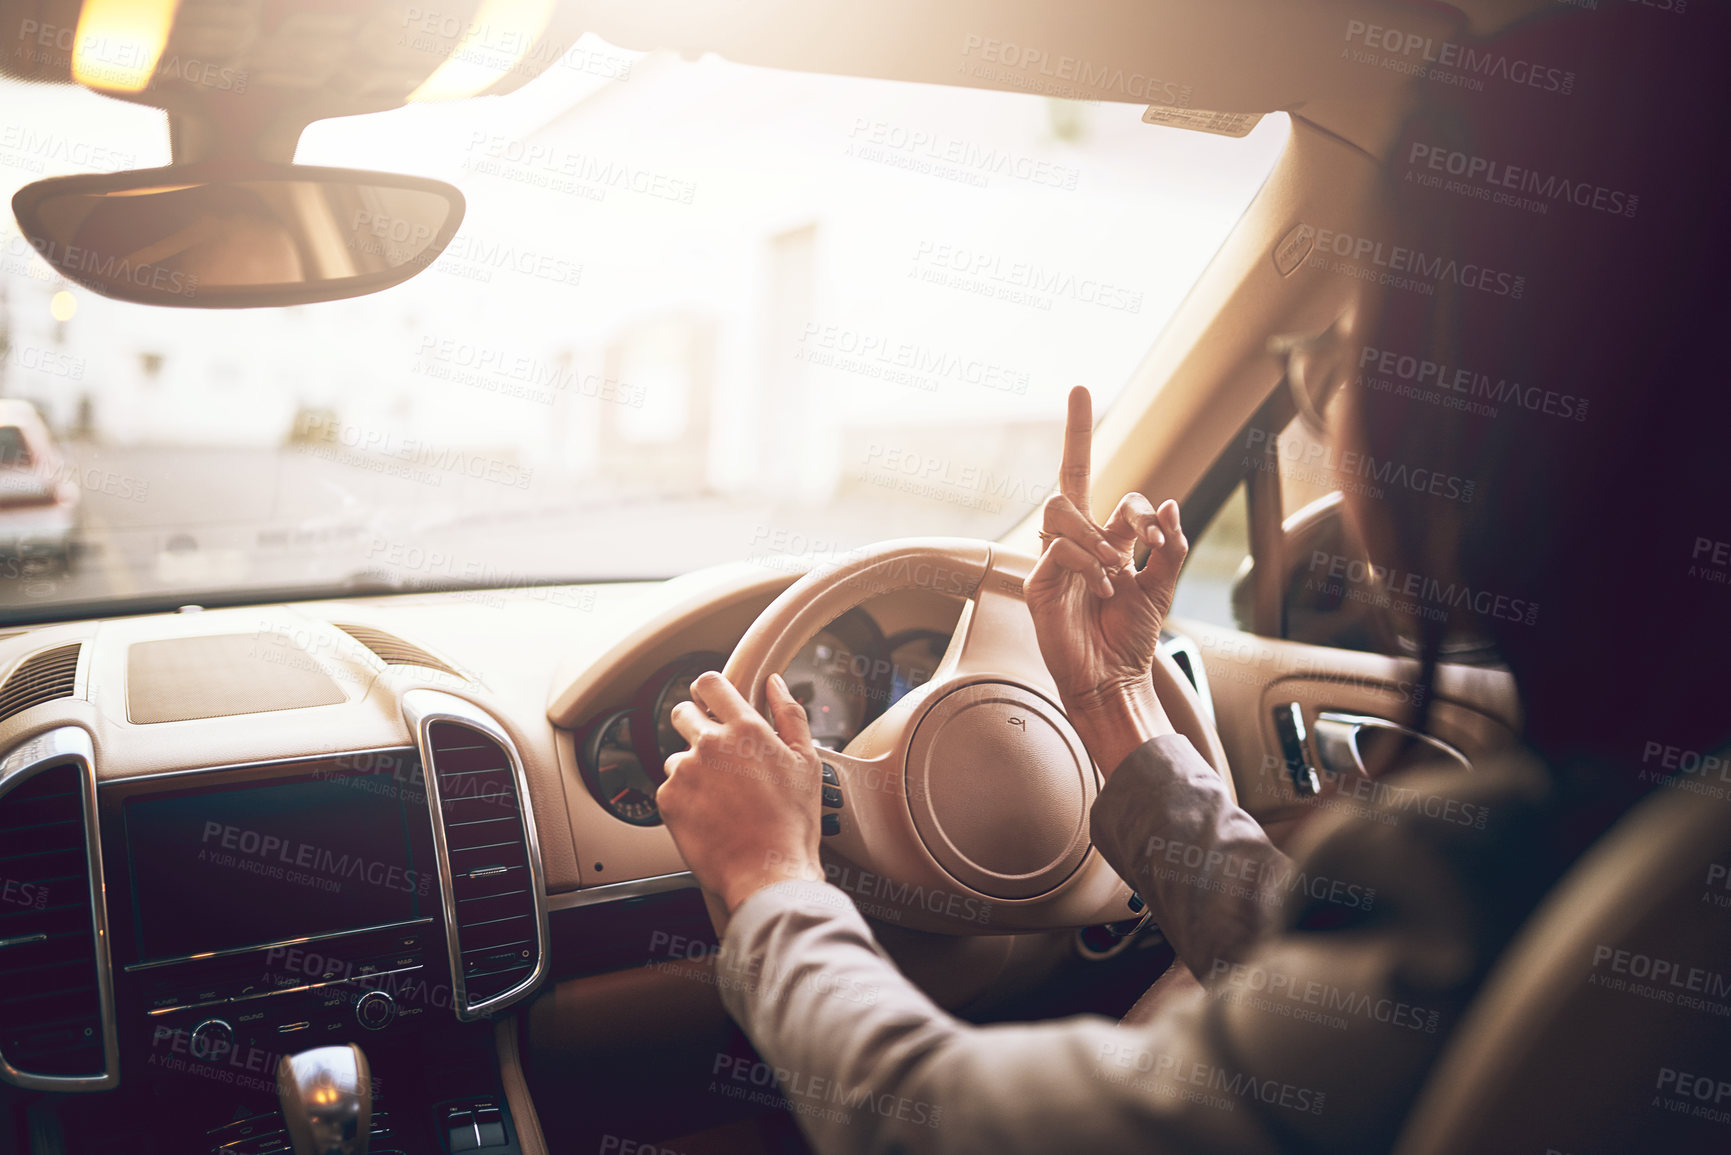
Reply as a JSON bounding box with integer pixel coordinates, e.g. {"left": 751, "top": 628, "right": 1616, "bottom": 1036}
{"left": 276, "top": 1044, "right": 372, "bottom": 1155}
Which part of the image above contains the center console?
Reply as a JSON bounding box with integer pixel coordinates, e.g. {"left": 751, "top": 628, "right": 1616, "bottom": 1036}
{"left": 118, "top": 754, "right": 442, "bottom": 1064}
{"left": 53, "top": 693, "right": 552, "bottom": 1155}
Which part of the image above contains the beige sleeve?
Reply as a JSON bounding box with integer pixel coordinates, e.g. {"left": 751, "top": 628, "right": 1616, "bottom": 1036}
{"left": 1090, "top": 734, "right": 1300, "bottom": 978}
{"left": 715, "top": 878, "right": 1300, "bottom": 1155}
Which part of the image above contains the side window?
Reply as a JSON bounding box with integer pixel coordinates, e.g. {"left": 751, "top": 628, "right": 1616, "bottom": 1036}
{"left": 1172, "top": 411, "right": 1456, "bottom": 660}
{"left": 1169, "top": 480, "right": 1248, "bottom": 629}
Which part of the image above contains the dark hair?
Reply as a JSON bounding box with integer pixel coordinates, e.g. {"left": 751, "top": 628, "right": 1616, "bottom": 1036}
{"left": 1344, "top": 5, "right": 1731, "bottom": 781}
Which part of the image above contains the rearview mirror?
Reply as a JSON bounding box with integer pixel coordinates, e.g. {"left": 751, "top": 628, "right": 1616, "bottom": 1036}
{"left": 10, "top": 163, "right": 465, "bottom": 308}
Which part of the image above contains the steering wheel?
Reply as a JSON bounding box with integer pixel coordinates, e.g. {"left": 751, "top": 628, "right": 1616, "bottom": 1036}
{"left": 724, "top": 538, "right": 1232, "bottom": 933}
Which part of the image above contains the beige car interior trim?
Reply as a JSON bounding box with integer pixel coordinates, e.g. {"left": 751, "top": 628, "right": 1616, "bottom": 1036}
{"left": 1244, "top": 433, "right": 1289, "bottom": 637}
{"left": 1171, "top": 615, "right": 1522, "bottom": 830}
{"left": 544, "top": 870, "right": 698, "bottom": 913}
{"left": 546, "top": 564, "right": 802, "bottom": 727}
{"left": 16, "top": 0, "right": 1547, "bottom": 158}
{"left": 494, "top": 1016, "right": 548, "bottom": 1155}
{"left": 581, "top": 0, "right": 1472, "bottom": 156}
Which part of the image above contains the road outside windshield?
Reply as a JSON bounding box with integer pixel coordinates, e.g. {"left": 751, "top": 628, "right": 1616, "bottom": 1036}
{"left": 0, "top": 37, "right": 1284, "bottom": 618}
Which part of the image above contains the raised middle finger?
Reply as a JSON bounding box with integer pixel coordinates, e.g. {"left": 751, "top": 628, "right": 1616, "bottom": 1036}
{"left": 1059, "top": 386, "right": 1095, "bottom": 521}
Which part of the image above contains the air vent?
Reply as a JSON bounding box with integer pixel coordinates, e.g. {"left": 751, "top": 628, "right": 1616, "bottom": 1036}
{"left": 334, "top": 625, "right": 460, "bottom": 678}
{"left": 0, "top": 764, "right": 104, "bottom": 1079}
{"left": 0, "top": 644, "right": 80, "bottom": 723}
{"left": 426, "top": 721, "right": 541, "bottom": 1015}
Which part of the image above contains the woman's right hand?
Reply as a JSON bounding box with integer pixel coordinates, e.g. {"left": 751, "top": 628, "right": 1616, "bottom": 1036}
{"left": 1025, "top": 387, "right": 1189, "bottom": 770}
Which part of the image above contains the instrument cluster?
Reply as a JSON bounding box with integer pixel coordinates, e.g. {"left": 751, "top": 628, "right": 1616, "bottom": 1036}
{"left": 574, "top": 608, "right": 952, "bottom": 825}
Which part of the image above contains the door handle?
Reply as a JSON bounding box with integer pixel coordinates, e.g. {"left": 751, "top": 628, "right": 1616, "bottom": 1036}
{"left": 1309, "top": 711, "right": 1471, "bottom": 777}
{"left": 1272, "top": 702, "right": 1321, "bottom": 797}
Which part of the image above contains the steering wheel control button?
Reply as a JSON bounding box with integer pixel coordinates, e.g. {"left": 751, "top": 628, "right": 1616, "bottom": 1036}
{"left": 822, "top": 813, "right": 841, "bottom": 837}
{"left": 1128, "top": 892, "right": 1145, "bottom": 913}
{"left": 905, "top": 682, "right": 1093, "bottom": 900}
{"left": 820, "top": 762, "right": 839, "bottom": 786}
{"left": 821, "top": 783, "right": 844, "bottom": 808}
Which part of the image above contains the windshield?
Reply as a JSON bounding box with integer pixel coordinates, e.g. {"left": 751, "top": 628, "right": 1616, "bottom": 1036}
{"left": 0, "top": 39, "right": 1285, "bottom": 620}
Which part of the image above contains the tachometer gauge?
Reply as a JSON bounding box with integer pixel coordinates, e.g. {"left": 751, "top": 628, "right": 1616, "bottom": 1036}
{"left": 885, "top": 629, "right": 950, "bottom": 709}
{"left": 580, "top": 710, "right": 661, "bottom": 826}
{"left": 783, "top": 608, "right": 887, "bottom": 750}
{"left": 642, "top": 651, "right": 730, "bottom": 762}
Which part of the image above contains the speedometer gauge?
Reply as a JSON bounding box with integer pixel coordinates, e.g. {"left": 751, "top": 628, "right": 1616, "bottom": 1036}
{"left": 580, "top": 710, "right": 661, "bottom": 826}
{"left": 642, "top": 651, "right": 730, "bottom": 762}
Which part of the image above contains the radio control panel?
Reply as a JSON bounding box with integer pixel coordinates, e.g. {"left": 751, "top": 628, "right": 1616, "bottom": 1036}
{"left": 137, "top": 921, "right": 442, "bottom": 1071}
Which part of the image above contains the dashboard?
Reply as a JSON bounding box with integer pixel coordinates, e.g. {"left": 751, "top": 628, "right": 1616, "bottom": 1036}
{"left": 0, "top": 559, "right": 969, "bottom": 1114}
{"left": 0, "top": 554, "right": 1256, "bottom": 1155}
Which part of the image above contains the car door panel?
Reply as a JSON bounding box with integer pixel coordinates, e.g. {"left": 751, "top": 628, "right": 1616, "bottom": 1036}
{"left": 1169, "top": 616, "right": 1522, "bottom": 838}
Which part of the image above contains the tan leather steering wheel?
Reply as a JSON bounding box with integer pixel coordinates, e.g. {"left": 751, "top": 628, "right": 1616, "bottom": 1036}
{"left": 724, "top": 537, "right": 1232, "bottom": 934}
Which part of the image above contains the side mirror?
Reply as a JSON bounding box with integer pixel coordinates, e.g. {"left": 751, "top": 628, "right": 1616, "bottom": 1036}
{"left": 1230, "top": 492, "right": 1498, "bottom": 662}
{"left": 11, "top": 162, "right": 464, "bottom": 308}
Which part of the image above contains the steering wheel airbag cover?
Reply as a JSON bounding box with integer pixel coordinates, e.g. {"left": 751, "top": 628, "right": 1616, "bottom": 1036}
{"left": 905, "top": 681, "right": 1092, "bottom": 900}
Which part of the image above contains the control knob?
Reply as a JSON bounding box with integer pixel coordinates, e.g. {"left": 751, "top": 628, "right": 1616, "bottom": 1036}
{"left": 354, "top": 989, "right": 397, "bottom": 1031}
{"left": 188, "top": 1017, "right": 235, "bottom": 1062}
